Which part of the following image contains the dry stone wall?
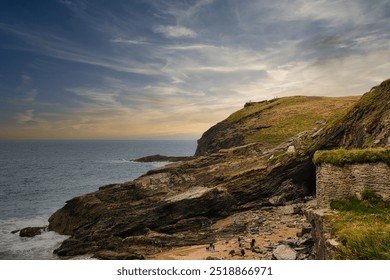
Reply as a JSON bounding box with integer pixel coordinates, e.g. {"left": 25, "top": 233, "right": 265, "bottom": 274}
{"left": 316, "top": 162, "right": 390, "bottom": 208}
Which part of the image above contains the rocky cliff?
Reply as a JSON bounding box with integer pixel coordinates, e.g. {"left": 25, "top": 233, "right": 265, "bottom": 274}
{"left": 47, "top": 79, "right": 389, "bottom": 259}
{"left": 317, "top": 79, "right": 390, "bottom": 150}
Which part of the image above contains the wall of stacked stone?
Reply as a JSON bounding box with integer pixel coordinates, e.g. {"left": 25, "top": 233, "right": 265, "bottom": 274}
{"left": 316, "top": 162, "right": 390, "bottom": 208}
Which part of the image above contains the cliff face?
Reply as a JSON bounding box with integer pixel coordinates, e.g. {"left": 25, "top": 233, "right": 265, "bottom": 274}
{"left": 317, "top": 79, "right": 390, "bottom": 150}
{"left": 47, "top": 79, "right": 389, "bottom": 259}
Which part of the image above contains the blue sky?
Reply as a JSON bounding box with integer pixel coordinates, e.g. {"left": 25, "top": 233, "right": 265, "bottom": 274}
{"left": 1, "top": 0, "right": 389, "bottom": 140}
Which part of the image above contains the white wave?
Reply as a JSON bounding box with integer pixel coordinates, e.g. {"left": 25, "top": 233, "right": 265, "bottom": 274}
{"left": 0, "top": 216, "right": 68, "bottom": 260}
{"left": 107, "top": 159, "right": 130, "bottom": 164}
{"left": 150, "top": 162, "right": 170, "bottom": 168}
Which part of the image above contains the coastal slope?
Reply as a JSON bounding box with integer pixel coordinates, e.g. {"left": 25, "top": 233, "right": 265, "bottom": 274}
{"left": 48, "top": 79, "right": 389, "bottom": 259}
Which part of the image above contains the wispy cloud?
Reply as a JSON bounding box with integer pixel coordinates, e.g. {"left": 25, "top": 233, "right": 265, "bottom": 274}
{"left": 16, "top": 109, "right": 34, "bottom": 124}
{"left": 66, "top": 87, "right": 120, "bottom": 106}
{"left": 110, "top": 38, "right": 149, "bottom": 45}
{"left": 154, "top": 25, "right": 197, "bottom": 38}
{"left": 1, "top": 0, "right": 390, "bottom": 139}
{"left": 0, "top": 23, "right": 160, "bottom": 76}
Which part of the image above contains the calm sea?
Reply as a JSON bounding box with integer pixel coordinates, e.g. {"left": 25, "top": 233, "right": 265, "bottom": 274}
{"left": 0, "top": 140, "right": 196, "bottom": 259}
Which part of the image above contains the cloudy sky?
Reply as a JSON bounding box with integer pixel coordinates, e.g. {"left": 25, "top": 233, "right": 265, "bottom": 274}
{"left": 0, "top": 0, "right": 389, "bottom": 140}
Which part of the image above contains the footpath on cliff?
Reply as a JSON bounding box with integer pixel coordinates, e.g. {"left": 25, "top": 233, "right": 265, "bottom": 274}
{"left": 22, "top": 79, "right": 389, "bottom": 260}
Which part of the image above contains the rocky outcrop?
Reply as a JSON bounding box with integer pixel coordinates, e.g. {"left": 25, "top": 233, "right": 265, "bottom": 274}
{"left": 46, "top": 79, "right": 389, "bottom": 259}
{"left": 317, "top": 78, "right": 390, "bottom": 150}
{"left": 194, "top": 119, "right": 241, "bottom": 156}
{"left": 18, "top": 226, "right": 47, "bottom": 237}
{"left": 133, "top": 154, "right": 193, "bottom": 162}
{"left": 48, "top": 142, "right": 315, "bottom": 258}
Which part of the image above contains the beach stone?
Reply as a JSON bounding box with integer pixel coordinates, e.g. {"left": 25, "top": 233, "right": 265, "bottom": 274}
{"left": 287, "top": 146, "right": 295, "bottom": 153}
{"left": 301, "top": 226, "right": 312, "bottom": 235}
{"left": 269, "top": 195, "right": 286, "bottom": 206}
{"left": 272, "top": 245, "right": 297, "bottom": 260}
{"left": 206, "top": 256, "right": 220, "bottom": 260}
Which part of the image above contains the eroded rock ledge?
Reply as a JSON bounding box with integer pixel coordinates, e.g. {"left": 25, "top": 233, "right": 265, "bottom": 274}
{"left": 48, "top": 142, "right": 316, "bottom": 259}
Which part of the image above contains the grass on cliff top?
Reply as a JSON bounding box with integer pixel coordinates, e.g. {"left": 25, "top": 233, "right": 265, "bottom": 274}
{"left": 330, "top": 192, "right": 390, "bottom": 260}
{"left": 313, "top": 148, "right": 390, "bottom": 166}
{"left": 227, "top": 96, "right": 359, "bottom": 147}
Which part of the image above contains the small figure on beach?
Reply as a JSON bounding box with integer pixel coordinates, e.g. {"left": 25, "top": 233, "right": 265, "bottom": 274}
{"left": 250, "top": 239, "right": 256, "bottom": 250}
{"left": 240, "top": 249, "right": 245, "bottom": 257}
{"left": 208, "top": 242, "right": 215, "bottom": 252}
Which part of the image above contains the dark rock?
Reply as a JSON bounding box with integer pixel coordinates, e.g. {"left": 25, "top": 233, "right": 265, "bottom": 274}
{"left": 206, "top": 256, "right": 220, "bottom": 260}
{"left": 316, "top": 78, "right": 390, "bottom": 150}
{"left": 301, "top": 226, "right": 312, "bottom": 236}
{"left": 19, "top": 226, "right": 46, "bottom": 237}
{"left": 133, "top": 154, "right": 193, "bottom": 163}
{"left": 297, "top": 237, "right": 314, "bottom": 247}
{"left": 48, "top": 143, "right": 316, "bottom": 257}
{"left": 294, "top": 247, "right": 307, "bottom": 251}
{"left": 292, "top": 205, "right": 303, "bottom": 214}
{"left": 268, "top": 195, "right": 286, "bottom": 206}
{"left": 93, "top": 250, "right": 144, "bottom": 260}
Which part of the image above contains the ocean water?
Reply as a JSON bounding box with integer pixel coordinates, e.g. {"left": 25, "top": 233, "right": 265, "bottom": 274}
{"left": 0, "top": 140, "right": 196, "bottom": 259}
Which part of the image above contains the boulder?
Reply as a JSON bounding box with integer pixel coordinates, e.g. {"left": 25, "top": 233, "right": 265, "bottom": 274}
{"left": 272, "top": 245, "right": 297, "bottom": 260}
{"left": 287, "top": 146, "right": 296, "bottom": 153}
{"left": 93, "top": 250, "right": 144, "bottom": 260}
{"left": 19, "top": 226, "right": 46, "bottom": 237}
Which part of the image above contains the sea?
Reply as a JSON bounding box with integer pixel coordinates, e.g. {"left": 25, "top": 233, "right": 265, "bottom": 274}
{"left": 0, "top": 140, "right": 196, "bottom": 259}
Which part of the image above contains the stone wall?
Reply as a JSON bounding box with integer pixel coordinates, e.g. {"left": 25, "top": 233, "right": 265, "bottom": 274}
{"left": 316, "top": 162, "right": 390, "bottom": 208}
{"left": 304, "top": 208, "right": 339, "bottom": 260}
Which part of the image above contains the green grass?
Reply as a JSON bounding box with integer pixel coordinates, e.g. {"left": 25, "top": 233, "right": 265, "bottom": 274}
{"left": 227, "top": 100, "right": 276, "bottom": 123}
{"left": 247, "top": 111, "right": 322, "bottom": 145}
{"left": 226, "top": 96, "right": 359, "bottom": 148}
{"left": 330, "top": 192, "right": 390, "bottom": 259}
{"left": 313, "top": 148, "right": 390, "bottom": 166}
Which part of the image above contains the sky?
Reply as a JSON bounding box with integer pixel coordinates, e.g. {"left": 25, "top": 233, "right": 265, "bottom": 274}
{"left": 0, "top": 0, "right": 389, "bottom": 140}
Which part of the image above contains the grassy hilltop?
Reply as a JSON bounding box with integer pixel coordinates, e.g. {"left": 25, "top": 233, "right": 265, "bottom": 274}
{"left": 196, "top": 95, "right": 359, "bottom": 155}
